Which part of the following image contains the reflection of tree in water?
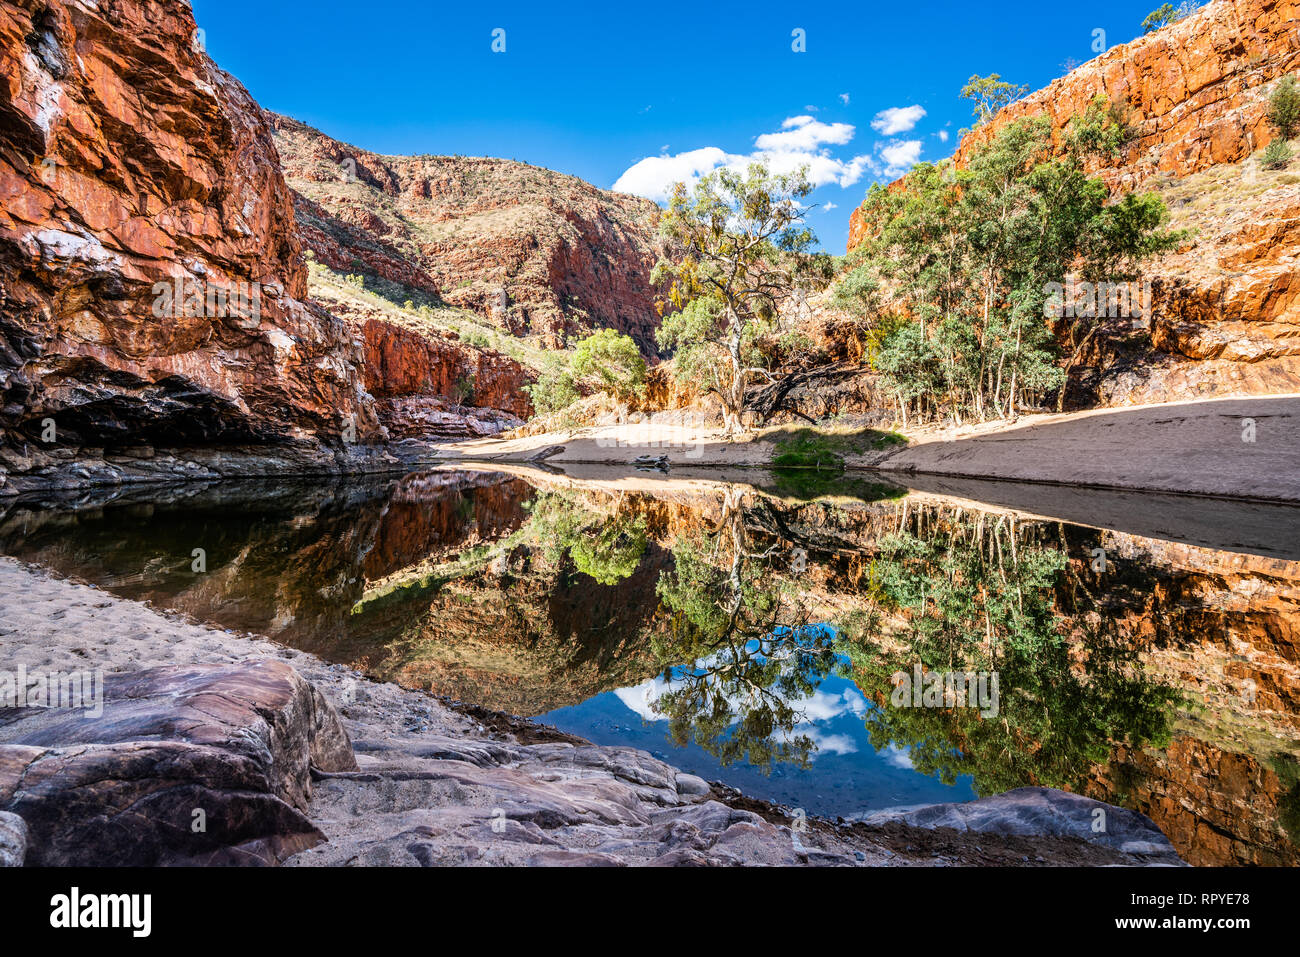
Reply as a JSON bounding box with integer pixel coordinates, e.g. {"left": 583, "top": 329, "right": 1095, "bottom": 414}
{"left": 839, "top": 505, "right": 1180, "bottom": 795}
{"left": 649, "top": 490, "right": 838, "bottom": 770}
{"left": 524, "top": 492, "right": 649, "bottom": 586}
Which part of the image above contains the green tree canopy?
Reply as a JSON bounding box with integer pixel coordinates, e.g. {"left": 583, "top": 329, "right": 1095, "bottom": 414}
{"left": 1141, "top": 2, "right": 1200, "bottom": 33}
{"left": 960, "top": 73, "right": 1030, "bottom": 127}
{"left": 1267, "top": 75, "right": 1300, "bottom": 140}
{"left": 570, "top": 328, "right": 647, "bottom": 402}
{"left": 837, "top": 111, "right": 1181, "bottom": 425}
{"left": 653, "top": 162, "right": 820, "bottom": 432}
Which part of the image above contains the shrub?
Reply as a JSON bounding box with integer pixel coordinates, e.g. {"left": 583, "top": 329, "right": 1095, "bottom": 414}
{"left": 524, "top": 369, "right": 578, "bottom": 417}
{"left": 1261, "top": 138, "right": 1294, "bottom": 170}
{"left": 1268, "top": 75, "right": 1300, "bottom": 140}
{"left": 570, "top": 329, "right": 647, "bottom": 402}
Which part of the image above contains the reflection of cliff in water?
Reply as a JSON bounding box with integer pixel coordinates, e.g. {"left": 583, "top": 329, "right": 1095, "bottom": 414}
{"left": 1074, "top": 535, "right": 1300, "bottom": 866}
{"left": 822, "top": 502, "right": 1300, "bottom": 866}
{"left": 0, "top": 473, "right": 668, "bottom": 713}
{"left": 0, "top": 469, "right": 1296, "bottom": 865}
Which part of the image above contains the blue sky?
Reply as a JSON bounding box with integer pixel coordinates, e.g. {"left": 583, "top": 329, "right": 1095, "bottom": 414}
{"left": 192, "top": 0, "right": 1164, "bottom": 251}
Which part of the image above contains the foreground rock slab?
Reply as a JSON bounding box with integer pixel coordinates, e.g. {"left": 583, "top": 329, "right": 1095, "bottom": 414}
{"left": 0, "top": 660, "right": 356, "bottom": 866}
{"left": 858, "top": 787, "right": 1183, "bottom": 864}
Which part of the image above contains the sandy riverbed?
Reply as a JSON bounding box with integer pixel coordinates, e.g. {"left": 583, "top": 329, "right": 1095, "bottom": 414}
{"left": 431, "top": 395, "right": 1300, "bottom": 503}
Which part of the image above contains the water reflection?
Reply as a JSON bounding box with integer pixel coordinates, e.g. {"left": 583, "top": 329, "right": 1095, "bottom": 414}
{"left": 0, "top": 468, "right": 1296, "bottom": 865}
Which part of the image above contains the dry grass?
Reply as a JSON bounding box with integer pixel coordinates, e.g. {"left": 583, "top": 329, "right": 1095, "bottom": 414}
{"left": 307, "top": 263, "right": 568, "bottom": 374}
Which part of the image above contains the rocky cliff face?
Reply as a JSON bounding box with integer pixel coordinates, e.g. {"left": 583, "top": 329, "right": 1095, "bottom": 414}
{"left": 1079, "top": 533, "right": 1300, "bottom": 865}
{"left": 270, "top": 114, "right": 668, "bottom": 354}
{"left": 848, "top": 0, "right": 1300, "bottom": 408}
{"left": 0, "top": 0, "right": 383, "bottom": 478}
{"left": 361, "top": 317, "right": 531, "bottom": 437}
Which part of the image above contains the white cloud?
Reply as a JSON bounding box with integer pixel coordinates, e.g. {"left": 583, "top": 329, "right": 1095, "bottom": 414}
{"left": 613, "top": 115, "right": 873, "bottom": 202}
{"left": 883, "top": 745, "right": 914, "bottom": 769}
{"left": 613, "top": 112, "right": 930, "bottom": 205}
{"left": 795, "top": 727, "right": 859, "bottom": 757}
{"left": 822, "top": 202, "right": 838, "bottom": 211}
{"left": 755, "top": 115, "right": 855, "bottom": 152}
{"left": 937, "top": 129, "right": 950, "bottom": 143}
{"left": 871, "top": 104, "right": 926, "bottom": 135}
{"left": 879, "top": 139, "right": 923, "bottom": 175}
{"left": 839, "top": 93, "right": 851, "bottom": 105}
{"left": 612, "top": 146, "right": 733, "bottom": 204}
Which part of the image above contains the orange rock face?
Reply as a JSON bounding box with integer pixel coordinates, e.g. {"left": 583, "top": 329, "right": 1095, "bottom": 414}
{"left": 0, "top": 0, "right": 382, "bottom": 453}
{"left": 361, "top": 318, "right": 532, "bottom": 419}
{"left": 847, "top": 0, "right": 1300, "bottom": 408}
{"left": 270, "top": 115, "right": 669, "bottom": 354}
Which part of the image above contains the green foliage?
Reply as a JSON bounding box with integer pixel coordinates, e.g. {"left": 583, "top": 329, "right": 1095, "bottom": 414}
{"left": 521, "top": 329, "right": 646, "bottom": 420}
{"left": 1066, "top": 96, "right": 1134, "bottom": 160}
{"left": 451, "top": 374, "right": 475, "bottom": 406}
{"left": 769, "top": 427, "right": 907, "bottom": 470}
{"left": 1268, "top": 76, "right": 1300, "bottom": 139}
{"left": 570, "top": 329, "right": 647, "bottom": 402}
{"left": 843, "top": 111, "right": 1181, "bottom": 424}
{"left": 764, "top": 470, "right": 908, "bottom": 502}
{"left": 524, "top": 368, "right": 579, "bottom": 417}
{"left": 1141, "top": 2, "right": 1198, "bottom": 32}
{"left": 653, "top": 161, "right": 821, "bottom": 431}
{"left": 524, "top": 493, "right": 648, "bottom": 586}
{"left": 1261, "top": 137, "right": 1295, "bottom": 171}
{"left": 569, "top": 516, "right": 649, "bottom": 585}
{"left": 652, "top": 518, "right": 836, "bottom": 771}
{"left": 837, "top": 510, "right": 1180, "bottom": 795}
{"left": 771, "top": 434, "right": 846, "bottom": 471}
{"left": 960, "top": 73, "right": 1029, "bottom": 127}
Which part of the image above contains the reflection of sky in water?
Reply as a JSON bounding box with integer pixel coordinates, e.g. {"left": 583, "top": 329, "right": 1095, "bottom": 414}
{"left": 541, "top": 650, "right": 977, "bottom": 818}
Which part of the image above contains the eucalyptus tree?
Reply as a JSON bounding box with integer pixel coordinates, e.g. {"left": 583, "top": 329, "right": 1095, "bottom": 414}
{"left": 653, "top": 162, "right": 819, "bottom": 433}
{"left": 650, "top": 489, "right": 838, "bottom": 769}
{"left": 842, "top": 112, "right": 1179, "bottom": 424}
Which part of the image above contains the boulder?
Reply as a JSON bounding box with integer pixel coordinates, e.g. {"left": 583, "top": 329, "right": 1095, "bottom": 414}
{"left": 0, "top": 810, "right": 25, "bottom": 866}
{"left": 858, "top": 786, "right": 1185, "bottom": 863}
{"left": 0, "top": 660, "right": 357, "bottom": 866}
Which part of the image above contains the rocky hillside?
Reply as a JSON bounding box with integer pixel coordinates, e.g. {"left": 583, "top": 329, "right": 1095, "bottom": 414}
{"left": 0, "top": 0, "right": 382, "bottom": 472}
{"left": 847, "top": 0, "right": 1300, "bottom": 408}
{"left": 270, "top": 115, "right": 669, "bottom": 354}
{"left": 0, "top": 0, "right": 549, "bottom": 486}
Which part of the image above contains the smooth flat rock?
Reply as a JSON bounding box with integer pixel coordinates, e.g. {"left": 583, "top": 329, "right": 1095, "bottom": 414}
{"left": 857, "top": 787, "right": 1184, "bottom": 863}
{"left": 0, "top": 660, "right": 356, "bottom": 866}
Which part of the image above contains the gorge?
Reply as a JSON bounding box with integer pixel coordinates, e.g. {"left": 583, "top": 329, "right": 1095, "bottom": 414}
{"left": 0, "top": 0, "right": 1297, "bottom": 876}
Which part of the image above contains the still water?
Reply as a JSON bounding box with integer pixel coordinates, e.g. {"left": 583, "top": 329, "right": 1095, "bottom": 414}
{"left": 1, "top": 466, "right": 1297, "bottom": 865}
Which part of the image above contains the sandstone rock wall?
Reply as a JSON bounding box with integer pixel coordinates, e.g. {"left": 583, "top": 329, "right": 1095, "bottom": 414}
{"left": 0, "top": 0, "right": 382, "bottom": 461}
{"left": 849, "top": 0, "right": 1300, "bottom": 248}
{"left": 846, "top": 0, "right": 1300, "bottom": 408}
{"left": 271, "top": 114, "right": 668, "bottom": 354}
{"left": 361, "top": 318, "right": 531, "bottom": 417}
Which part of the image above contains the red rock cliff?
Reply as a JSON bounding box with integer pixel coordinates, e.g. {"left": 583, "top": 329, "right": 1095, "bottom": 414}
{"left": 0, "top": 0, "right": 381, "bottom": 454}
{"left": 849, "top": 0, "right": 1300, "bottom": 250}
{"left": 361, "top": 317, "right": 532, "bottom": 419}
{"left": 269, "top": 114, "right": 669, "bottom": 354}
{"left": 847, "top": 0, "right": 1300, "bottom": 407}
